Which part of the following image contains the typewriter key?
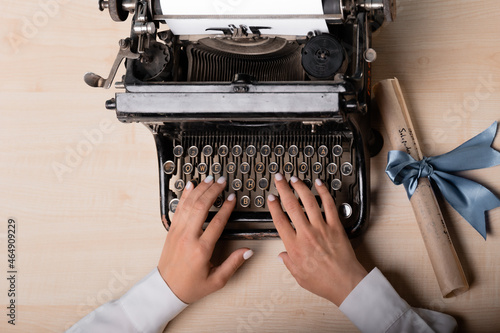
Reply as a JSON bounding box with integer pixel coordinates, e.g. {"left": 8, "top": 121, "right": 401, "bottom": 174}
{"left": 284, "top": 162, "right": 294, "bottom": 174}
{"left": 261, "top": 145, "right": 271, "bottom": 157}
{"left": 173, "top": 145, "right": 184, "bottom": 157}
{"left": 298, "top": 162, "right": 308, "bottom": 174}
{"left": 341, "top": 162, "right": 353, "bottom": 176}
{"left": 227, "top": 162, "right": 236, "bottom": 174}
{"left": 288, "top": 145, "right": 299, "bottom": 157}
{"left": 258, "top": 178, "right": 269, "bottom": 190}
{"left": 240, "top": 196, "right": 251, "bottom": 208}
{"left": 240, "top": 162, "right": 250, "bottom": 174}
{"left": 191, "top": 179, "right": 199, "bottom": 187}
{"left": 174, "top": 179, "right": 185, "bottom": 191}
{"left": 188, "top": 146, "right": 198, "bottom": 157}
{"left": 232, "top": 145, "right": 242, "bottom": 157}
{"left": 169, "top": 199, "right": 179, "bottom": 213}
{"left": 197, "top": 163, "right": 208, "bottom": 174}
{"left": 274, "top": 145, "right": 285, "bottom": 157}
{"left": 211, "top": 163, "right": 222, "bottom": 174}
{"left": 182, "top": 163, "right": 193, "bottom": 174}
{"left": 245, "top": 179, "right": 256, "bottom": 191}
{"left": 163, "top": 161, "right": 175, "bottom": 174}
{"left": 255, "top": 196, "right": 265, "bottom": 208}
{"left": 269, "top": 162, "right": 279, "bottom": 174}
{"left": 303, "top": 178, "right": 312, "bottom": 189}
{"left": 218, "top": 145, "right": 229, "bottom": 157}
{"left": 232, "top": 179, "right": 243, "bottom": 191}
{"left": 304, "top": 145, "right": 314, "bottom": 158}
{"left": 202, "top": 145, "right": 213, "bottom": 157}
{"left": 312, "top": 162, "right": 323, "bottom": 174}
{"left": 255, "top": 162, "right": 265, "bottom": 173}
{"left": 214, "top": 196, "right": 224, "bottom": 208}
{"left": 333, "top": 145, "right": 343, "bottom": 157}
{"left": 246, "top": 145, "right": 257, "bottom": 157}
{"left": 331, "top": 179, "right": 342, "bottom": 191}
{"left": 327, "top": 163, "right": 338, "bottom": 175}
{"left": 340, "top": 203, "right": 352, "bottom": 218}
{"left": 318, "top": 145, "right": 328, "bottom": 158}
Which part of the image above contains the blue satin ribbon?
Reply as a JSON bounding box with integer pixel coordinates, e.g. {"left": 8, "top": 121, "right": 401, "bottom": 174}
{"left": 386, "top": 122, "right": 500, "bottom": 239}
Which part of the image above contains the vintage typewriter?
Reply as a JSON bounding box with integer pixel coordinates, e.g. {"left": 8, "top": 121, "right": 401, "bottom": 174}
{"left": 86, "top": 0, "right": 395, "bottom": 238}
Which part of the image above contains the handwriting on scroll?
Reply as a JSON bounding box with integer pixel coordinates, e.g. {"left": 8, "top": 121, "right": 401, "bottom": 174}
{"left": 399, "top": 128, "right": 414, "bottom": 155}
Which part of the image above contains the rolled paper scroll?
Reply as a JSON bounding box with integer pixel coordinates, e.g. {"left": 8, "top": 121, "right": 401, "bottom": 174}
{"left": 374, "top": 78, "right": 469, "bottom": 297}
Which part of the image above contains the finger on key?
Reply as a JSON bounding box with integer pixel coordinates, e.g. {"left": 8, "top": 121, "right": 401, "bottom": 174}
{"left": 273, "top": 173, "right": 308, "bottom": 229}
{"left": 191, "top": 177, "right": 228, "bottom": 229}
{"left": 181, "top": 175, "right": 215, "bottom": 209}
{"left": 201, "top": 193, "right": 236, "bottom": 251}
{"left": 268, "top": 194, "right": 296, "bottom": 243}
{"left": 289, "top": 176, "right": 324, "bottom": 226}
{"left": 314, "top": 179, "right": 341, "bottom": 229}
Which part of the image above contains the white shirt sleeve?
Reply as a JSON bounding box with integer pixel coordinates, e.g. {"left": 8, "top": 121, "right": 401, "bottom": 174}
{"left": 67, "top": 268, "right": 188, "bottom": 333}
{"left": 339, "top": 268, "right": 457, "bottom": 333}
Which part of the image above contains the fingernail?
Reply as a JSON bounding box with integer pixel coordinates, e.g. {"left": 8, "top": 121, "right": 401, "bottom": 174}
{"left": 243, "top": 249, "right": 254, "bottom": 260}
{"left": 277, "top": 256, "right": 283, "bottom": 264}
{"left": 227, "top": 193, "right": 236, "bottom": 202}
{"left": 275, "top": 173, "right": 283, "bottom": 181}
{"left": 290, "top": 176, "right": 299, "bottom": 183}
{"left": 315, "top": 179, "right": 323, "bottom": 187}
{"left": 217, "top": 176, "right": 226, "bottom": 184}
{"left": 185, "top": 181, "right": 193, "bottom": 190}
{"left": 204, "top": 175, "right": 214, "bottom": 183}
{"left": 268, "top": 194, "right": 276, "bottom": 202}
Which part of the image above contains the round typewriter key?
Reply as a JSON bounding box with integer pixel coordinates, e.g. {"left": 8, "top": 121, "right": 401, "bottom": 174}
{"left": 327, "top": 163, "right": 338, "bottom": 175}
{"left": 274, "top": 145, "right": 285, "bottom": 157}
{"left": 246, "top": 145, "right": 257, "bottom": 157}
{"left": 188, "top": 146, "right": 198, "bottom": 157}
{"left": 197, "top": 163, "right": 208, "bottom": 174}
{"left": 312, "top": 162, "right": 323, "bottom": 174}
{"left": 254, "top": 196, "right": 265, "bottom": 208}
{"left": 269, "top": 162, "right": 279, "bottom": 174}
{"left": 240, "top": 196, "right": 251, "bottom": 208}
{"left": 227, "top": 162, "right": 236, "bottom": 174}
{"left": 173, "top": 145, "right": 184, "bottom": 157}
{"left": 340, "top": 203, "right": 352, "bottom": 218}
{"left": 214, "top": 196, "right": 224, "bottom": 208}
{"left": 303, "top": 178, "right": 312, "bottom": 189}
{"left": 333, "top": 145, "right": 343, "bottom": 157}
{"left": 284, "top": 162, "right": 294, "bottom": 174}
{"left": 341, "top": 162, "right": 353, "bottom": 176}
{"left": 169, "top": 199, "right": 179, "bottom": 213}
{"left": 288, "top": 145, "right": 299, "bottom": 157}
{"left": 202, "top": 145, "right": 213, "bottom": 157}
{"left": 191, "top": 179, "right": 199, "bottom": 187}
{"left": 232, "top": 179, "right": 243, "bottom": 191}
{"left": 245, "top": 178, "right": 256, "bottom": 191}
{"left": 304, "top": 145, "right": 314, "bottom": 158}
{"left": 174, "top": 179, "right": 185, "bottom": 191}
{"left": 163, "top": 160, "right": 175, "bottom": 175}
{"left": 298, "top": 162, "right": 308, "bottom": 174}
{"left": 258, "top": 178, "right": 269, "bottom": 190}
{"left": 182, "top": 163, "right": 193, "bottom": 174}
{"left": 331, "top": 179, "right": 342, "bottom": 191}
{"left": 232, "top": 145, "right": 242, "bottom": 157}
{"left": 211, "top": 163, "right": 222, "bottom": 174}
{"left": 240, "top": 162, "right": 250, "bottom": 174}
{"left": 318, "top": 145, "right": 328, "bottom": 158}
{"left": 255, "top": 162, "right": 265, "bottom": 173}
{"left": 261, "top": 145, "right": 271, "bottom": 157}
{"left": 218, "top": 145, "right": 229, "bottom": 157}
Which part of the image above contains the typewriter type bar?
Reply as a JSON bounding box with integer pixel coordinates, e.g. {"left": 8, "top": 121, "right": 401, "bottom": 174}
{"left": 87, "top": 0, "right": 395, "bottom": 238}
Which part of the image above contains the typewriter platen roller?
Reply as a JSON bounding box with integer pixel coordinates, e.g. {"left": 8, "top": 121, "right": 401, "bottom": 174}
{"left": 87, "top": 0, "right": 395, "bottom": 238}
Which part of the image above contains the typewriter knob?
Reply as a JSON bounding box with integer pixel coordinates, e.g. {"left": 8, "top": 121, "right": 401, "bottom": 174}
{"left": 99, "top": 0, "right": 129, "bottom": 22}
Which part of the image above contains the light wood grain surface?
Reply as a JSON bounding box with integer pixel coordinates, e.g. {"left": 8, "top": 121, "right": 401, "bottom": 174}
{"left": 1, "top": 0, "right": 500, "bottom": 332}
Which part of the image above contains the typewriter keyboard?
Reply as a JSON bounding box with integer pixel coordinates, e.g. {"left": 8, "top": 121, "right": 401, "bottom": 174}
{"left": 162, "top": 131, "right": 360, "bottom": 228}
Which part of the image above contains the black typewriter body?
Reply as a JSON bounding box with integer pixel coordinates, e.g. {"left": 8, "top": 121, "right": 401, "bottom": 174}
{"left": 87, "top": 0, "right": 395, "bottom": 238}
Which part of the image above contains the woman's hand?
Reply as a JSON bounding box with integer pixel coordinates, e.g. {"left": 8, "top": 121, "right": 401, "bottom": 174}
{"left": 268, "top": 174, "right": 367, "bottom": 306}
{"left": 158, "top": 176, "right": 253, "bottom": 304}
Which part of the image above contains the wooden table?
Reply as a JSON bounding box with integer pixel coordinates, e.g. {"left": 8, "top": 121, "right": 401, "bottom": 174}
{"left": 1, "top": 0, "right": 499, "bottom": 332}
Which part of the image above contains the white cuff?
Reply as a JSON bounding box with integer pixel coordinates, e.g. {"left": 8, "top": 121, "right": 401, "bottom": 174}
{"left": 339, "top": 267, "right": 410, "bottom": 333}
{"left": 119, "top": 268, "right": 188, "bottom": 332}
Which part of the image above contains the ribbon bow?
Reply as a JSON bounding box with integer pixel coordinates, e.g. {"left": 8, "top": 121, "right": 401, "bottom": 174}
{"left": 386, "top": 122, "right": 500, "bottom": 239}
